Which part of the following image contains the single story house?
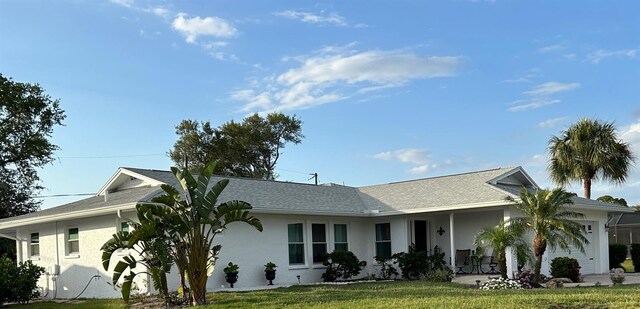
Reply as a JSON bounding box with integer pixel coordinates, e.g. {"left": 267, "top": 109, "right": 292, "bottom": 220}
{"left": 0, "top": 166, "right": 631, "bottom": 299}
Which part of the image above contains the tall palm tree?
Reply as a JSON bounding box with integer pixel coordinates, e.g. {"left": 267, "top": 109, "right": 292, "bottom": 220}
{"left": 474, "top": 220, "right": 529, "bottom": 278}
{"left": 506, "top": 187, "right": 589, "bottom": 282}
{"left": 548, "top": 118, "right": 634, "bottom": 199}
{"left": 142, "top": 161, "right": 263, "bottom": 305}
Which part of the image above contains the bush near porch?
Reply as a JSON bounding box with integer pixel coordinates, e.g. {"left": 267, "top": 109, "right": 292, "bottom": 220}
{"left": 8, "top": 281, "right": 640, "bottom": 309}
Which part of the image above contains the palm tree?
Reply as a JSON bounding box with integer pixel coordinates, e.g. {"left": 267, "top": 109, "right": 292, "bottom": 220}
{"left": 506, "top": 187, "right": 589, "bottom": 282}
{"left": 141, "top": 161, "right": 263, "bottom": 305}
{"left": 474, "top": 220, "right": 529, "bottom": 278}
{"left": 548, "top": 118, "right": 634, "bottom": 199}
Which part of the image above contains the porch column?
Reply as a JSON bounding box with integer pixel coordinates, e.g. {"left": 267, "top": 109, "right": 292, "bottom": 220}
{"left": 504, "top": 208, "right": 515, "bottom": 277}
{"left": 449, "top": 213, "right": 455, "bottom": 268}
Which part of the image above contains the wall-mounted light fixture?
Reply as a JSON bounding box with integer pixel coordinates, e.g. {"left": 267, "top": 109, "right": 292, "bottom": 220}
{"left": 437, "top": 226, "right": 445, "bottom": 236}
{"left": 604, "top": 223, "right": 610, "bottom": 232}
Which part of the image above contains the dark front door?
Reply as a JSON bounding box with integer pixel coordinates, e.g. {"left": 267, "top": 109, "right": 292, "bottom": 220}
{"left": 414, "top": 220, "right": 428, "bottom": 252}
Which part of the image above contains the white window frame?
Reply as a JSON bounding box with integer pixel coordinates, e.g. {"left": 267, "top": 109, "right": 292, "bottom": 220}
{"left": 310, "top": 222, "right": 328, "bottom": 265}
{"left": 333, "top": 223, "right": 349, "bottom": 252}
{"left": 66, "top": 226, "right": 80, "bottom": 257}
{"left": 120, "top": 221, "right": 130, "bottom": 233}
{"left": 29, "top": 232, "right": 40, "bottom": 259}
{"left": 287, "top": 221, "right": 307, "bottom": 268}
{"left": 375, "top": 222, "right": 392, "bottom": 259}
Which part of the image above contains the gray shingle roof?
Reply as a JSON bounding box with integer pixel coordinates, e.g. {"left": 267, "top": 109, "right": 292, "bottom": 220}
{"left": 0, "top": 186, "right": 161, "bottom": 224}
{"left": 0, "top": 166, "right": 628, "bottom": 227}
{"left": 357, "top": 167, "right": 517, "bottom": 211}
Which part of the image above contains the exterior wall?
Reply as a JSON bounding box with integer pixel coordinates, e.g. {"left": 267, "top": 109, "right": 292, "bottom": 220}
{"left": 15, "top": 212, "right": 147, "bottom": 299}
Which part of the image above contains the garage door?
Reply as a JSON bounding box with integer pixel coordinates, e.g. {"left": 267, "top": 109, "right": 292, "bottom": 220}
{"left": 547, "top": 222, "right": 596, "bottom": 274}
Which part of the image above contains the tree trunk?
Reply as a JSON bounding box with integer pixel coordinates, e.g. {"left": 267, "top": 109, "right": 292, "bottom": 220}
{"left": 583, "top": 177, "right": 592, "bottom": 199}
{"left": 532, "top": 235, "right": 547, "bottom": 283}
{"left": 498, "top": 257, "right": 508, "bottom": 279}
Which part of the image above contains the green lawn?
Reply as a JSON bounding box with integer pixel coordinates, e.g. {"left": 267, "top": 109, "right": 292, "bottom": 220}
{"left": 8, "top": 281, "right": 640, "bottom": 309}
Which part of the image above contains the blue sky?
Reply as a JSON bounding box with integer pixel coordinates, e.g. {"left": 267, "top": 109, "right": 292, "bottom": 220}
{"left": 1, "top": 0, "right": 639, "bottom": 209}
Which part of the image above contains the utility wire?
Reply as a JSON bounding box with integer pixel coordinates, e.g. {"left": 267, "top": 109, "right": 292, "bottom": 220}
{"left": 58, "top": 153, "right": 165, "bottom": 159}
{"left": 34, "top": 193, "right": 94, "bottom": 198}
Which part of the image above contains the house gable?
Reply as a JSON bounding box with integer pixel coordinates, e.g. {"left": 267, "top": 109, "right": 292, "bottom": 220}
{"left": 97, "top": 168, "right": 165, "bottom": 196}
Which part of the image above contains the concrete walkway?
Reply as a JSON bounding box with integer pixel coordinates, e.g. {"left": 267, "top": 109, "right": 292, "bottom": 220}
{"left": 452, "top": 273, "right": 640, "bottom": 287}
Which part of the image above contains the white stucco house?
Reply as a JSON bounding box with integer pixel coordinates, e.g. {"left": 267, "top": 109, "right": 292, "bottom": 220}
{"left": 0, "top": 166, "right": 631, "bottom": 299}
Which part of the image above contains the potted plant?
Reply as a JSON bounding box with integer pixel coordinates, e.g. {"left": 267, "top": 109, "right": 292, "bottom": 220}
{"left": 264, "top": 262, "right": 277, "bottom": 285}
{"left": 224, "top": 262, "right": 239, "bottom": 288}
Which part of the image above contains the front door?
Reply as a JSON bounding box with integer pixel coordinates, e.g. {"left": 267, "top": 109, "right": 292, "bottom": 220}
{"left": 413, "top": 220, "right": 429, "bottom": 252}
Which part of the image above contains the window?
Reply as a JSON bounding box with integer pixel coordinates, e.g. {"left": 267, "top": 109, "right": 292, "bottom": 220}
{"left": 334, "top": 224, "right": 348, "bottom": 252}
{"left": 312, "top": 224, "right": 327, "bottom": 263}
{"left": 288, "top": 223, "right": 305, "bottom": 264}
{"left": 67, "top": 228, "right": 79, "bottom": 255}
{"left": 375, "top": 223, "right": 392, "bottom": 258}
{"left": 30, "top": 233, "right": 40, "bottom": 257}
{"left": 120, "top": 222, "right": 130, "bottom": 233}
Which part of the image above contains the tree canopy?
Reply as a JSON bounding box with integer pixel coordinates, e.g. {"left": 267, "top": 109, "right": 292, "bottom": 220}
{"left": 548, "top": 118, "right": 635, "bottom": 199}
{"left": 168, "top": 112, "right": 303, "bottom": 179}
{"left": 596, "top": 195, "right": 628, "bottom": 207}
{"left": 0, "top": 74, "right": 65, "bottom": 258}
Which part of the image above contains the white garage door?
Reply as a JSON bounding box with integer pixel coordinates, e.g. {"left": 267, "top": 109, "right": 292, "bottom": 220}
{"left": 548, "top": 222, "right": 596, "bottom": 274}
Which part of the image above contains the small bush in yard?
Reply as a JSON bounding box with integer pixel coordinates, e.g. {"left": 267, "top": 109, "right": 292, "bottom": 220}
{"left": 321, "top": 251, "right": 367, "bottom": 282}
{"left": 609, "top": 244, "right": 628, "bottom": 269}
{"left": 0, "top": 256, "right": 45, "bottom": 305}
{"left": 420, "top": 268, "right": 454, "bottom": 282}
{"left": 631, "top": 244, "right": 640, "bottom": 272}
{"left": 479, "top": 277, "right": 523, "bottom": 290}
{"left": 610, "top": 268, "right": 625, "bottom": 285}
{"left": 550, "top": 257, "right": 581, "bottom": 283}
{"left": 374, "top": 255, "right": 399, "bottom": 280}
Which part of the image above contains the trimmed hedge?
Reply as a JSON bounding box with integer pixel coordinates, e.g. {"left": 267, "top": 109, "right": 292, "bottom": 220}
{"left": 609, "top": 244, "right": 628, "bottom": 269}
{"left": 0, "top": 256, "right": 45, "bottom": 305}
{"left": 550, "top": 257, "right": 581, "bottom": 283}
{"left": 631, "top": 244, "right": 640, "bottom": 272}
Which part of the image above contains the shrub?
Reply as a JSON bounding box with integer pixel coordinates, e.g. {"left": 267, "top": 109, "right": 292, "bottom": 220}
{"left": 421, "top": 268, "right": 454, "bottom": 282}
{"left": 630, "top": 244, "right": 640, "bottom": 272}
{"left": 609, "top": 268, "right": 625, "bottom": 285}
{"left": 393, "top": 244, "right": 449, "bottom": 280}
{"left": 374, "top": 255, "right": 398, "bottom": 280}
{"left": 609, "top": 244, "right": 628, "bottom": 269}
{"left": 479, "top": 277, "right": 523, "bottom": 290}
{"left": 321, "top": 251, "right": 367, "bottom": 282}
{"left": 550, "top": 257, "right": 581, "bottom": 283}
{"left": 0, "top": 256, "right": 45, "bottom": 305}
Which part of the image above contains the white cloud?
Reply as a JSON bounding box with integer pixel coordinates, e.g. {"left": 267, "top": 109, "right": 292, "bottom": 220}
{"left": 507, "top": 99, "right": 560, "bottom": 112}
{"left": 538, "top": 116, "right": 568, "bottom": 129}
{"left": 172, "top": 13, "right": 237, "bottom": 43}
{"left": 232, "top": 49, "right": 463, "bottom": 112}
{"left": 110, "top": 0, "right": 135, "bottom": 8}
{"left": 275, "top": 10, "right": 349, "bottom": 27}
{"left": 523, "top": 82, "right": 581, "bottom": 96}
{"left": 149, "top": 6, "right": 171, "bottom": 19}
{"left": 538, "top": 44, "right": 564, "bottom": 53}
{"left": 587, "top": 49, "right": 638, "bottom": 64}
{"left": 620, "top": 121, "right": 640, "bottom": 157}
{"left": 503, "top": 69, "right": 540, "bottom": 83}
{"left": 525, "top": 154, "right": 547, "bottom": 167}
{"left": 373, "top": 149, "right": 436, "bottom": 174}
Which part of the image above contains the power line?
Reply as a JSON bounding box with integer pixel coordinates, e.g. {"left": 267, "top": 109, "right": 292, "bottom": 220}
{"left": 276, "top": 168, "right": 311, "bottom": 175}
{"left": 58, "top": 153, "right": 165, "bottom": 159}
{"left": 34, "top": 193, "right": 94, "bottom": 198}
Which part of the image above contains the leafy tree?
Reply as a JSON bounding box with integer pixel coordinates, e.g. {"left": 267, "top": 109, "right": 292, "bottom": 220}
{"left": 548, "top": 118, "right": 635, "bottom": 199}
{"left": 506, "top": 187, "right": 589, "bottom": 283}
{"left": 596, "top": 195, "right": 628, "bottom": 207}
{"left": 139, "top": 161, "right": 263, "bottom": 305}
{"left": 169, "top": 112, "right": 303, "bottom": 179}
{"left": 474, "top": 219, "right": 530, "bottom": 279}
{"left": 0, "top": 74, "right": 65, "bottom": 259}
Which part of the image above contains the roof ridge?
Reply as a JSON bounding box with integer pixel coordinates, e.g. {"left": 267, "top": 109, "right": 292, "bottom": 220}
{"left": 120, "top": 167, "right": 350, "bottom": 188}
{"left": 360, "top": 166, "right": 515, "bottom": 188}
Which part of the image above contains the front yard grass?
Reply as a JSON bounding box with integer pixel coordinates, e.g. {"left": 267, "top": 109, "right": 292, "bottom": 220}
{"left": 8, "top": 281, "right": 640, "bottom": 309}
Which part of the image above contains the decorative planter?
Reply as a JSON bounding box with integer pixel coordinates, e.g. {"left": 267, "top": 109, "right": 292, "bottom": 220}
{"left": 265, "top": 270, "right": 276, "bottom": 285}
{"left": 225, "top": 273, "right": 239, "bottom": 288}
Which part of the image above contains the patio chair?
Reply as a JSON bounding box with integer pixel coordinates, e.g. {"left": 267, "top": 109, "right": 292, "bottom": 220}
{"left": 455, "top": 249, "right": 471, "bottom": 274}
{"left": 481, "top": 250, "right": 499, "bottom": 274}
